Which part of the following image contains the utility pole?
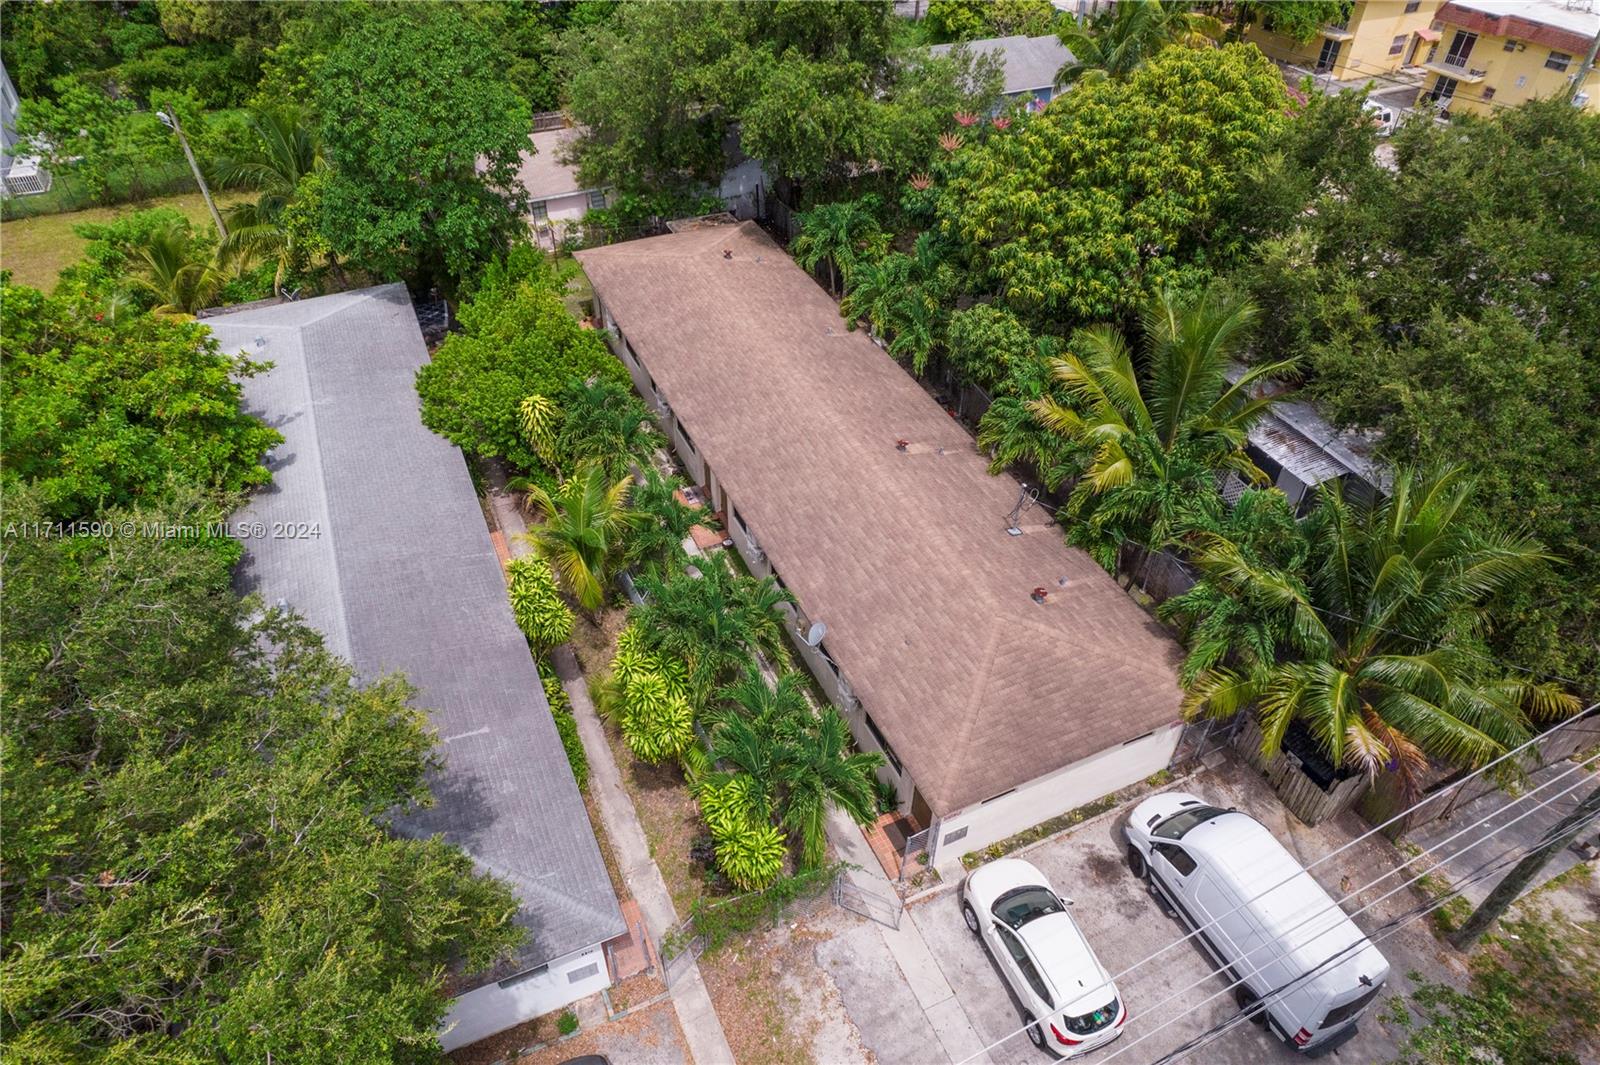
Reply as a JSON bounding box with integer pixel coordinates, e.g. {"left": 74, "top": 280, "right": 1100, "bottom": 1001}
{"left": 1571, "top": 26, "right": 1600, "bottom": 105}
{"left": 1449, "top": 781, "right": 1600, "bottom": 949}
{"left": 157, "top": 108, "right": 226, "bottom": 240}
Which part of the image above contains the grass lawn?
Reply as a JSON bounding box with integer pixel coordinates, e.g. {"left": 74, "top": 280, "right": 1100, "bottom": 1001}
{"left": 0, "top": 190, "right": 245, "bottom": 292}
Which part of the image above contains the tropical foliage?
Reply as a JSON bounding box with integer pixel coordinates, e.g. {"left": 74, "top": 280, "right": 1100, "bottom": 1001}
{"left": 215, "top": 105, "right": 329, "bottom": 294}
{"left": 1, "top": 485, "right": 522, "bottom": 1064}
{"left": 1, "top": 279, "right": 280, "bottom": 521}
{"left": 507, "top": 556, "right": 575, "bottom": 654}
{"left": 416, "top": 247, "right": 630, "bottom": 471}
{"left": 603, "top": 624, "right": 697, "bottom": 765}
{"left": 1178, "top": 468, "right": 1581, "bottom": 793}
{"left": 790, "top": 196, "right": 890, "bottom": 296}
{"left": 316, "top": 6, "right": 530, "bottom": 288}
{"left": 516, "top": 464, "right": 638, "bottom": 613}
{"left": 1054, "top": 0, "right": 1222, "bottom": 86}
{"left": 939, "top": 43, "right": 1288, "bottom": 326}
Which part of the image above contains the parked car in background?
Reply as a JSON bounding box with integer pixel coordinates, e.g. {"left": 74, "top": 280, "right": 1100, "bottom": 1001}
{"left": 1362, "top": 98, "right": 1397, "bottom": 136}
{"left": 962, "top": 858, "right": 1126, "bottom": 1058}
{"left": 1124, "top": 793, "right": 1390, "bottom": 1055}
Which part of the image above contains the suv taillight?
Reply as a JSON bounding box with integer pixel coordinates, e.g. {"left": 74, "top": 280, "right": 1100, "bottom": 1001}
{"left": 1294, "top": 1027, "right": 1313, "bottom": 1047}
{"left": 1050, "top": 1023, "right": 1082, "bottom": 1046}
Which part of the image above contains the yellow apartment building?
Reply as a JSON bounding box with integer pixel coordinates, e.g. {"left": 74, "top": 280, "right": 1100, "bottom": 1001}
{"left": 1247, "top": 1, "right": 1444, "bottom": 80}
{"left": 1418, "top": 0, "right": 1600, "bottom": 116}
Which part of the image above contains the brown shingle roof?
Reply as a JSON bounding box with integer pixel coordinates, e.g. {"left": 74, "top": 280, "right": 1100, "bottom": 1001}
{"left": 512, "top": 127, "right": 595, "bottom": 202}
{"left": 576, "top": 222, "right": 1183, "bottom": 816}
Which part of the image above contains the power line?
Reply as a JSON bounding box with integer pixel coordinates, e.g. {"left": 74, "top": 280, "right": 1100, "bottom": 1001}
{"left": 1138, "top": 801, "right": 1599, "bottom": 1065}
{"left": 1073, "top": 758, "right": 1600, "bottom": 1065}
{"left": 953, "top": 743, "right": 1598, "bottom": 1063}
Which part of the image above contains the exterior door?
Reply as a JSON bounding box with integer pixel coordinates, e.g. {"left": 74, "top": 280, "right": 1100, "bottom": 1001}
{"left": 1443, "top": 30, "right": 1476, "bottom": 68}
{"left": 1316, "top": 37, "right": 1343, "bottom": 73}
{"left": 911, "top": 787, "right": 933, "bottom": 829}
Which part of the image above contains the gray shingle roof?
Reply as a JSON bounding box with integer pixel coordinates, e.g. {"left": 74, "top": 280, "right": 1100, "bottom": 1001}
{"left": 207, "top": 284, "right": 623, "bottom": 983}
{"left": 928, "top": 34, "right": 1074, "bottom": 96}
{"left": 576, "top": 224, "right": 1183, "bottom": 817}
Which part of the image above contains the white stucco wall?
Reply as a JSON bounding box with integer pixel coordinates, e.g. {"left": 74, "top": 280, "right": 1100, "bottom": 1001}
{"left": 932, "top": 721, "right": 1184, "bottom": 860}
{"left": 439, "top": 944, "right": 609, "bottom": 1052}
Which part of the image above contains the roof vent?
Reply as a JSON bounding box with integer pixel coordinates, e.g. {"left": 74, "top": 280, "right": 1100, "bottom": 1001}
{"left": 895, "top": 438, "right": 910, "bottom": 452}
{"left": 723, "top": 249, "right": 733, "bottom": 260}
{"left": 1030, "top": 587, "right": 1049, "bottom": 605}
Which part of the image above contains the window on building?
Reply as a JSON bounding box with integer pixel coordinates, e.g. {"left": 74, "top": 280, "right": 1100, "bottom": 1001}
{"left": 816, "top": 640, "right": 840, "bottom": 679}
{"left": 586, "top": 188, "right": 607, "bottom": 210}
{"left": 1403, "top": 0, "right": 1420, "bottom": 11}
{"left": 1443, "top": 30, "right": 1477, "bottom": 68}
{"left": 530, "top": 200, "right": 549, "bottom": 223}
{"left": 1503, "top": 38, "right": 1519, "bottom": 51}
{"left": 1316, "top": 36, "right": 1343, "bottom": 73}
{"left": 1389, "top": 34, "right": 1408, "bottom": 56}
{"left": 1425, "top": 75, "right": 1459, "bottom": 103}
{"left": 1546, "top": 51, "right": 1572, "bottom": 72}
{"left": 677, "top": 419, "right": 696, "bottom": 453}
{"left": 863, "top": 711, "right": 902, "bottom": 774}
{"left": 1481, "top": 85, "right": 1496, "bottom": 100}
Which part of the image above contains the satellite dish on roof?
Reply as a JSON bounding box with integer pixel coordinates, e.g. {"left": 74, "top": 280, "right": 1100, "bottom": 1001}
{"left": 804, "top": 621, "right": 827, "bottom": 647}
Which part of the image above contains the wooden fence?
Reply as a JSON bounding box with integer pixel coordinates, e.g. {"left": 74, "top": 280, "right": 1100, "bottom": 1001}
{"left": 1232, "top": 714, "right": 1369, "bottom": 826}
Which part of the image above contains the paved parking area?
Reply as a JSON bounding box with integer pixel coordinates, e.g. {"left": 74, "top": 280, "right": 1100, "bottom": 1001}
{"left": 901, "top": 761, "right": 1463, "bottom": 1065}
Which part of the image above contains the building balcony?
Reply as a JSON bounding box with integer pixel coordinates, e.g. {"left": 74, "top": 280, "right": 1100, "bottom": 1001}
{"left": 1320, "top": 22, "right": 1355, "bottom": 41}
{"left": 1423, "top": 56, "right": 1488, "bottom": 82}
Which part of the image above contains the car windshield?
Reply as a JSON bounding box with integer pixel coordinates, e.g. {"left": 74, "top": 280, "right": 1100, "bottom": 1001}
{"left": 991, "top": 886, "right": 1063, "bottom": 930}
{"left": 1152, "top": 805, "right": 1228, "bottom": 840}
{"left": 1063, "top": 997, "right": 1119, "bottom": 1035}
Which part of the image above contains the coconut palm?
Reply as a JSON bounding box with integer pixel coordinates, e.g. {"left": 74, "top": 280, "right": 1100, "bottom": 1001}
{"left": 1184, "top": 467, "right": 1582, "bottom": 795}
{"left": 516, "top": 463, "right": 638, "bottom": 612}
{"left": 1055, "top": 0, "right": 1222, "bottom": 87}
{"left": 1031, "top": 285, "right": 1293, "bottom": 574}
{"left": 128, "top": 223, "right": 228, "bottom": 315}
{"left": 790, "top": 195, "right": 890, "bottom": 296}
{"left": 214, "top": 106, "right": 326, "bottom": 294}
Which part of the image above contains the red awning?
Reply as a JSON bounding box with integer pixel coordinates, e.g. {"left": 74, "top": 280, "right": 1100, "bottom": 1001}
{"left": 1416, "top": 27, "right": 1442, "bottom": 41}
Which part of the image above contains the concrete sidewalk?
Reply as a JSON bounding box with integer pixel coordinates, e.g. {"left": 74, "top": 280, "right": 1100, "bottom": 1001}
{"left": 487, "top": 467, "right": 736, "bottom": 1065}
{"left": 825, "top": 807, "right": 992, "bottom": 1065}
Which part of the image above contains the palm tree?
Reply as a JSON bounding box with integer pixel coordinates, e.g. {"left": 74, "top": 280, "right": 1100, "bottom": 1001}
{"left": 624, "top": 469, "right": 701, "bottom": 577}
{"left": 634, "top": 560, "right": 794, "bottom": 709}
{"left": 777, "top": 707, "right": 884, "bottom": 869}
{"left": 213, "top": 106, "right": 326, "bottom": 295}
{"left": 790, "top": 196, "right": 890, "bottom": 296}
{"left": 555, "top": 379, "right": 662, "bottom": 480}
{"left": 128, "top": 223, "right": 228, "bottom": 316}
{"left": 711, "top": 669, "right": 884, "bottom": 869}
{"left": 1183, "top": 467, "right": 1582, "bottom": 795}
{"left": 838, "top": 232, "right": 956, "bottom": 374}
{"left": 1055, "top": 0, "right": 1222, "bottom": 87}
{"left": 516, "top": 463, "right": 638, "bottom": 612}
{"left": 1031, "top": 285, "right": 1293, "bottom": 576}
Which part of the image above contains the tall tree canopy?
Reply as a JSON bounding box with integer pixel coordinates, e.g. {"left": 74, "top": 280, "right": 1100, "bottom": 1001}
{"left": 560, "top": 0, "right": 999, "bottom": 194}
{"left": 1233, "top": 95, "right": 1600, "bottom": 688}
{"left": 0, "top": 486, "right": 522, "bottom": 1064}
{"left": 1, "top": 279, "right": 280, "bottom": 521}
{"left": 937, "top": 43, "right": 1288, "bottom": 327}
{"left": 316, "top": 6, "right": 531, "bottom": 287}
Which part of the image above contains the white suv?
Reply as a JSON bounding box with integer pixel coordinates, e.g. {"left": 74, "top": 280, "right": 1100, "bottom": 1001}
{"left": 962, "top": 858, "right": 1126, "bottom": 1057}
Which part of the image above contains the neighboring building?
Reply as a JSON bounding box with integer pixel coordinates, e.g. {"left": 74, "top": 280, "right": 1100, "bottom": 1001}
{"left": 1247, "top": 0, "right": 1443, "bottom": 79}
{"left": 577, "top": 222, "right": 1186, "bottom": 864}
{"left": 929, "top": 34, "right": 1075, "bottom": 109}
{"left": 1417, "top": 0, "right": 1600, "bottom": 115}
{"left": 206, "top": 285, "right": 624, "bottom": 1052}
{"left": 508, "top": 120, "right": 767, "bottom": 247}
{"left": 511, "top": 124, "right": 613, "bottom": 249}
{"left": 1222, "top": 366, "right": 1389, "bottom": 514}
{"left": 1, "top": 57, "right": 50, "bottom": 197}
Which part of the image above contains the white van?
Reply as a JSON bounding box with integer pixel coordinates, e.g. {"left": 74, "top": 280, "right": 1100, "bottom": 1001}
{"left": 1124, "top": 793, "right": 1389, "bottom": 1055}
{"left": 1362, "top": 98, "right": 1398, "bottom": 136}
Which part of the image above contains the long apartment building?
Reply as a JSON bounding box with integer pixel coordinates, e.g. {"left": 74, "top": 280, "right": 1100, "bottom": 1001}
{"left": 1247, "top": 0, "right": 1444, "bottom": 80}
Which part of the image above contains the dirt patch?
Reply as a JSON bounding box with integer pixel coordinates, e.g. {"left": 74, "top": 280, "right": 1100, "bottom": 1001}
{"left": 569, "top": 605, "right": 628, "bottom": 678}
{"left": 1085, "top": 850, "right": 1124, "bottom": 884}
{"left": 447, "top": 1012, "right": 557, "bottom": 1065}
{"left": 583, "top": 788, "right": 627, "bottom": 900}
{"left": 512, "top": 996, "right": 688, "bottom": 1065}
{"left": 608, "top": 970, "right": 667, "bottom": 1014}
{"left": 600, "top": 715, "right": 709, "bottom": 915}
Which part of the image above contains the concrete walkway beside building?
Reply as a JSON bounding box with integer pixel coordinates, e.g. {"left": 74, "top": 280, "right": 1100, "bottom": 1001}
{"left": 485, "top": 469, "right": 736, "bottom": 1065}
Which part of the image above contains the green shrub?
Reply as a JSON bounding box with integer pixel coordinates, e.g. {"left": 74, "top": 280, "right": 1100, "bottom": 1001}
{"left": 605, "top": 624, "right": 695, "bottom": 764}
{"left": 711, "top": 819, "right": 786, "bottom": 892}
{"left": 557, "top": 1010, "right": 578, "bottom": 1036}
{"left": 506, "top": 555, "right": 574, "bottom": 654}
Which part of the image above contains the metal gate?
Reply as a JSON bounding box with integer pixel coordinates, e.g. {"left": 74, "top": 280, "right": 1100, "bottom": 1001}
{"left": 833, "top": 874, "right": 904, "bottom": 929}
{"left": 659, "top": 918, "right": 705, "bottom": 988}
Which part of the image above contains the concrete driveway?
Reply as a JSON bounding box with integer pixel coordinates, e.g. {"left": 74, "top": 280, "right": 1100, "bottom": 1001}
{"left": 905, "top": 761, "right": 1462, "bottom": 1065}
